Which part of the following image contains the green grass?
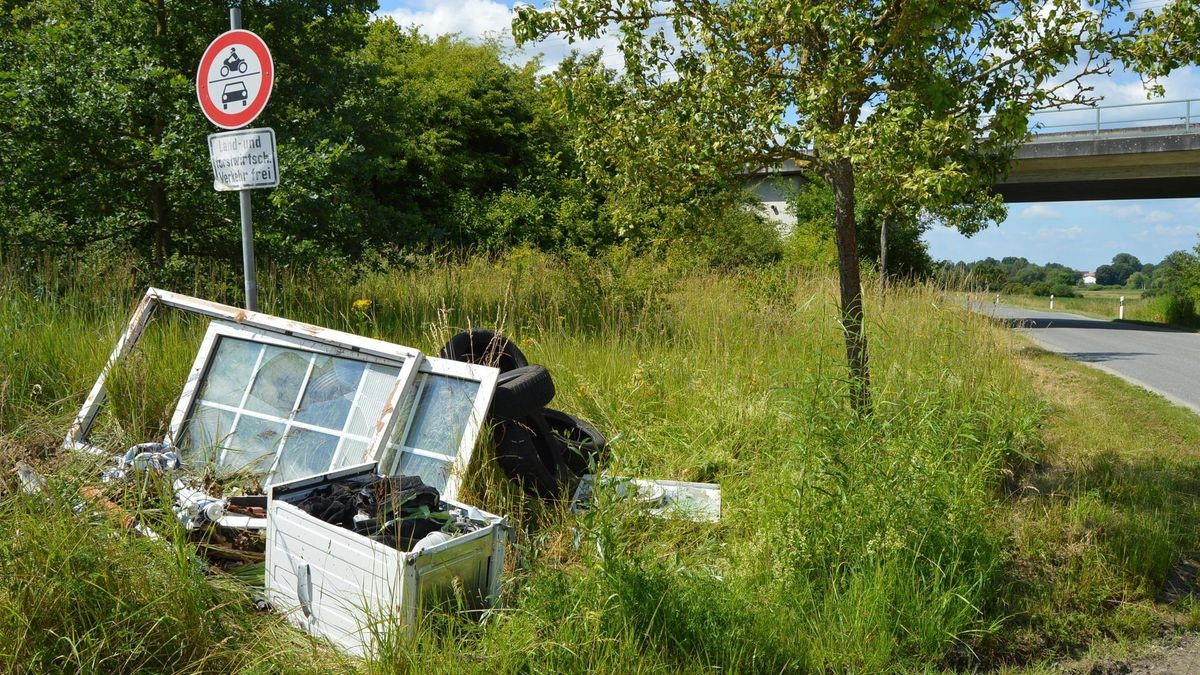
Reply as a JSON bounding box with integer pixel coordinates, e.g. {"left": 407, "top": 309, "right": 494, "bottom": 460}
{"left": 993, "top": 290, "right": 1198, "bottom": 328}
{"left": 2, "top": 252, "right": 1200, "bottom": 672}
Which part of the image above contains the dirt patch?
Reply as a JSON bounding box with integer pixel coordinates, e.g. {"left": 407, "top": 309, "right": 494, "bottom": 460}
{"left": 1066, "top": 635, "right": 1200, "bottom": 675}
{"left": 1161, "top": 559, "right": 1200, "bottom": 604}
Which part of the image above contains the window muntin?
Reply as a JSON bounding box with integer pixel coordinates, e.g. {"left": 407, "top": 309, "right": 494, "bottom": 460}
{"left": 382, "top": 368, "right": 484, "bottom": 494}
{"left": 167, "top": 319, "right": 495, "bottom": 500}
{"left": 180, "top": 332, "right": 402, "bottom": 484}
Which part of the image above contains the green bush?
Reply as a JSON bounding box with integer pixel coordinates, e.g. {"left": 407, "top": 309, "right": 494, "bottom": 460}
{"left": 1162, "top": 294, "right": 1198, "bottom": 327}
{"left": 1028, "top": 282, "right": 1075, "bottom": 298}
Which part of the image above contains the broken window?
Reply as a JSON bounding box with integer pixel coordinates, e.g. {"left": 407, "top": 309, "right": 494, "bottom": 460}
{"left": 67, "top": 289, "right": 498, "bottom": 503}
{"left": 379, "top": 359, "right": 491, "bottom": 496}
{"left": 174, "top": 323, "right": 411, "bottom": 485}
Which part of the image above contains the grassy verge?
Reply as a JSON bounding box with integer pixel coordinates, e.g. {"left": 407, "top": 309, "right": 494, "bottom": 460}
{"left": 993, "top": 291, "right": 1198, "bottom": 329}
{"left": 991, "top": 341, "right": 1200, "bottom": 669}
{"left": 2, "top": 253, "right": 1199, "bottom": 672}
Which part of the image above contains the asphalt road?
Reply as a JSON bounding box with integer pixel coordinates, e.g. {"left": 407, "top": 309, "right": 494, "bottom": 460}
{"left": 975, "top": 302, "right": 1200, "bottom": 414}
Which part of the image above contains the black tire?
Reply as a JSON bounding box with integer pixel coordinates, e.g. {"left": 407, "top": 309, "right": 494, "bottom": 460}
{"left": 542, "top": 408, "right": 608, "bottom": 476}
{"left": 489, "top": 365, "right": 554, "bottom": 421}
{"left": 525, "top": 412, "right": 573, "bottom": 489}
{"left": 439, "top": 328, "right": 528, "bottom": 373}
{"left": 492, "top": 421, "right": 562, "bottom": 498}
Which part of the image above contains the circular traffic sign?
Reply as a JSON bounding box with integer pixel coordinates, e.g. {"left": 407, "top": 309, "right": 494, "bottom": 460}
{"left": 196, "top": 29, "right": 274, "bottom": 130}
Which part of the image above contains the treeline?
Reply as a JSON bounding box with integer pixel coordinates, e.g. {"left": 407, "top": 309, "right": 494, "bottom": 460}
{"left": 938, "top": 250, "right": 1200, "bottom": 299}
{"left": 0, "top": 1, "right": 781, "bottom": 274}
{"left": 934, "top": 257, "right": 1081, "bottom": 296}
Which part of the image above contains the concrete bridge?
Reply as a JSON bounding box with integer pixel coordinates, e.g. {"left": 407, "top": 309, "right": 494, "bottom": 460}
{"left": 997, "top": 98, "right": 1200, "bottom": 202}
{"left": 747, "top": 98, "right": 1200, "bottom": 226}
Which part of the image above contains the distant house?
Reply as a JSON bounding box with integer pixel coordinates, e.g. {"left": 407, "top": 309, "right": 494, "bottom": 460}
{"left": 1082, "top": 272, "right": 1097, "bottom": 284}
{"left": 742, "top": 160, "right": 805, "bottom": 234}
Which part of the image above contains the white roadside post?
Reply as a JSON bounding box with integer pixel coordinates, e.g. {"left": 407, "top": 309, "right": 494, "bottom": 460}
{"left": 995, "top": 293, "right": 1000, "bottom": 306}
{"left": 196, "top": 7, "right": 276, "bottom": 312}
{"left": 1050, "top": 294, "right": 1055, "bottom": 310}
{"left": 1120, "top": 296, "right": 1125, "bottom": 320}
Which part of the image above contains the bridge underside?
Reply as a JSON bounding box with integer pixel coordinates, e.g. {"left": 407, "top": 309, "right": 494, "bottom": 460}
{"left": 996, "top": 131, "right": 1200, "bottom": 202}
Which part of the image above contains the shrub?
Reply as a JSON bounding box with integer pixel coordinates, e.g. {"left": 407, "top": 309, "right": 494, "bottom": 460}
{"left": 1162, "top": 294, "right": 1198, "bottom": 327}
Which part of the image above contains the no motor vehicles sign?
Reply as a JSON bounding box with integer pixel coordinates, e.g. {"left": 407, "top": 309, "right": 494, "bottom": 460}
{"left": 196, "top": 29, "right": 273, "bottom": 129}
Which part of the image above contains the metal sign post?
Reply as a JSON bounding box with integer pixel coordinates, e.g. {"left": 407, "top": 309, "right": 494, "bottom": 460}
{"left": 197, "top": 7, "right": 275, "bottom": 312}
{"left": 230, "top": 7, "right": 257, "bottom": 311}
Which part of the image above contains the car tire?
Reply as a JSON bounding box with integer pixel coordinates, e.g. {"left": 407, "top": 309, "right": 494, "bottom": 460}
{"left": 492, "top": 421, "right": 562, "bottom": 499}
{"left": 541, "top": 408, "right": 608, "bottom": 476}
{"left": 489, "top": 365, "right": 554, "bottom": 421}
{"left": 525, "top": 412, "right": 573, "bottom": 489}
{"left": 439, "top": 328, "right": 528, "bottom": 373}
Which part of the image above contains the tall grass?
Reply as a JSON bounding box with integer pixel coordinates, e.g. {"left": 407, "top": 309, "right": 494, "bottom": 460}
{"left": 993, "top": 290, "right": 1200, "bottom": 328}
{"left": 0, "top": 249, "right": 1161, "bottom": 672}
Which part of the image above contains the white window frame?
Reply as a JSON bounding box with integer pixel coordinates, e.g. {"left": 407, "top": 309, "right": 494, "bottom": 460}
{"left": 167, "top": 321, "right": 422, "bottom": 484}
{"left": 380, "top": 355, "right": 498, "bottom": 501}
{"left": 63, "top": 288, "right": 499, "bottom": 503}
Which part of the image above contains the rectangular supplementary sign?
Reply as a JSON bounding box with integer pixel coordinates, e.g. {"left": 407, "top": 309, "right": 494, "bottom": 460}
{"left": 207, "top": 127, "right": 279, "bottom": 191}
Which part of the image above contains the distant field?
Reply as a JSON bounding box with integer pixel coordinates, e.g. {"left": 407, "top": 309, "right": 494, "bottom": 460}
{"left": 993, "top": 288, "right": 1194, "bottom": 325}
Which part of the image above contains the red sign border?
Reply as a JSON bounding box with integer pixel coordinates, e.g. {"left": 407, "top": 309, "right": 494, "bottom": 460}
{"left": 196, "top": 29, "right": 274, "bottom": 130}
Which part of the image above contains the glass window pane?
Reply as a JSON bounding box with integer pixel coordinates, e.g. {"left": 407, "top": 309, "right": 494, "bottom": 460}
{"left": 333, "top": 439, "right": 370, "bottom": 472}
{"left": 183, "top": 404, "right": 235, "bottom": 468}
{"left": 399, "top": 451, "right": 452, "bottom": 493}
{"left": 346, "top": 363, "right": 403, "bottom": 437}
{"left": 294, "top": 356, "right": 365, "bottom": 429}
{"left": 245, "top": 346, "right": 309, "bottom": 417}
{"left": 223, "top": 416, "right": 284, "bottom": 474}
{"left": 272, "top": 427, "right": 340, "bottom": 483}
{"left": 197, "top": 338, "right": 261, "bottom": 407}
{"left": 404, "top": 374, "right": 479, "bottom": 457}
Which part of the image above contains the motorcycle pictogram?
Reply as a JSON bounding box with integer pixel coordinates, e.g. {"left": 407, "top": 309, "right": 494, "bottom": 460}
{"left": 219, "top": 48, "right": 248, "bottom": 77}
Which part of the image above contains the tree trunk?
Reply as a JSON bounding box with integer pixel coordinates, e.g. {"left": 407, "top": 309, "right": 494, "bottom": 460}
{"left": 150, "top": 181, "right": 170, "bottom": 266}
{"left": 828, "top": 158, "right": 871, "bottom": 414}
{"left": 879, "top": 215, "right": 891, "bottom": 295}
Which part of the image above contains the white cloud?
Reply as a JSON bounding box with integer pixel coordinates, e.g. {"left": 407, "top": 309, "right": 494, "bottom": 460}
{"left": 1019, "top": 204, "right": 1062, "bottom": 219}
{"left": 1037, "top": 225, "right": 1082, "bottom": 240}
{"left": 1098, "top": 204, "right": 1146, "bottom": 220}
{"left": 1146, "top": 210, "right": 1174, "bottom": 224}
{"left": 1153, "top": 224, "right": 1200, "bottom": 238}
{"left": 379, "top": 1, "right": 634, "bottom": 71}
{"left": 383, "top": 0, "right": 514, "bottom": 41}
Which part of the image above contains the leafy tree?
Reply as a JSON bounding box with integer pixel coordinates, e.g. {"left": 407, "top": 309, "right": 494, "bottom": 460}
{"left": 1096, "top": 253, "right": 1140, "bottom": 286}
{"left": 1095, "top": 264, "right": 1121, "bottom": 286}
{"left": 514, "top": 0, "right": 1154, "bottom": 412}
{"left": 969, "top": 263, "right": 1008, "bottom": 292}
{"left": 0, "top": 0, "right": 380, "bottom": 266}
{"left": 360, "top": 22, "right": 565, "bottom": 248}
{"left": 1015, "top": 265, "right": 1046, "bottom": 285}
{"left": 1153, "top": 250, "right": 1199, "bottom": 296}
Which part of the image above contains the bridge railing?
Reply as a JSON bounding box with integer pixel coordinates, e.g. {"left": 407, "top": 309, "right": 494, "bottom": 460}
{"left": 1025, "top": 98, "right": 1197, "bottom": 140}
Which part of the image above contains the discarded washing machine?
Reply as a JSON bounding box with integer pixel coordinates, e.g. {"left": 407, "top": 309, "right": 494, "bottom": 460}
{"left": 266, "top": 462, "right": 509, "bottom": 656}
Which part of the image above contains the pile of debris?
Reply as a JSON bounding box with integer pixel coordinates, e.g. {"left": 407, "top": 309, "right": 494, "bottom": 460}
{"left": 439, "top": 328, "right": 608, "bottom": 499}
{"left": 27, "top": 288, "right": 717, "bottom": 656}
{"left": 291, "top": 472, "right": 481, "bottom": 552}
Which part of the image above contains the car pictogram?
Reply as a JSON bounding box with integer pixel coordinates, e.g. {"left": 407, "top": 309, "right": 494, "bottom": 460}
{"left": 222, "top": 81, "right": 248, "bottom": 109}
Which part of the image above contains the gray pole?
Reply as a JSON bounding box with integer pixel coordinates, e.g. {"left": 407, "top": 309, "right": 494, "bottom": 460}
{"left": 229, "top": 6, "right": 258, "bottom": 311}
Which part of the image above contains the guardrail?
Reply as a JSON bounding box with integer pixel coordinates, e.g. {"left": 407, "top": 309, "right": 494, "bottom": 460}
{"left": 1026, "top": 97, "right": 1198, "bottom": 139}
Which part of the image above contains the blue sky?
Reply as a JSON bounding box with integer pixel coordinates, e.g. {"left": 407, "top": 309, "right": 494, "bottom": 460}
{"left": 379, "top": 1, "right": 1200, "bottom": 272}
